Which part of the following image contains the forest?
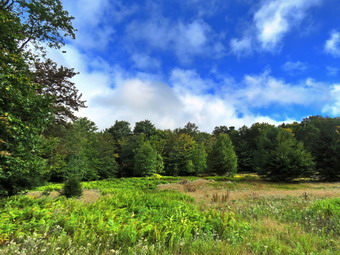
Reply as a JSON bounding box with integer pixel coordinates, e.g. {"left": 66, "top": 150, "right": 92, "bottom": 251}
{"left": 0, "top": 1, "right": 339, "bottom": 254}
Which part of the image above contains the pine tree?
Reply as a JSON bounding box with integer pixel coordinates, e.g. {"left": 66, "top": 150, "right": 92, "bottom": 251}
{"left": 209, "top": 134, "right": 237, "bottom": 176}
{"left": 255, "top": 127, "right": 315, "bottom": 182}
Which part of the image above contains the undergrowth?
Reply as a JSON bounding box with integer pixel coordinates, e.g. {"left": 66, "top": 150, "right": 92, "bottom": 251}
{"left": 0, "top": 177, "right": 339, "bottom": 254}
{"left": 0, "top": 178, "right": 248, "bottom": 254}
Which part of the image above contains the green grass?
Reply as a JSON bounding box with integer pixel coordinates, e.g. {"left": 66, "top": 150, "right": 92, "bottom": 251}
{"left": 0, "top": 176, "right": 339, "bottom": 254}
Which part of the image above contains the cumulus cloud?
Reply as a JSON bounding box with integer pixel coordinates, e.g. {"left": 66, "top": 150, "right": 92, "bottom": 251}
{"left": 237, "top": 72, "right": 330, "bottom": 107}
{"left": 126, "top": 18, "right": 224, "bottom": 62}
{"left": 48, "top": 44, "right": 335, "bottom": 132}
{"left": 230, "top": 36, "right": 253, "bottom": 57}
{"left": 62, "top": 0, "right": 137, "bottom": 50}
{"left": 230, "top": 0, "right": 320, "bottom": 55}
{"left": 131, "top": 54, "right": 161, "bottom": 70}
{"left": 170, "top": 69, "right": 216, "bottom": 94}
{"left": 325, "top": 30, "right": 340, "bottom": 57}
{"left": 323, "top": 84, "right": 340, "bottom": 115}
{"left": 282, "top": 61, "right": 308, "bottom": 73}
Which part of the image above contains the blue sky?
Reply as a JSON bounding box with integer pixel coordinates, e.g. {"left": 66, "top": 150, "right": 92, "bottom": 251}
{"left": 49, "top": 0, "right": 340, "bottom": 131}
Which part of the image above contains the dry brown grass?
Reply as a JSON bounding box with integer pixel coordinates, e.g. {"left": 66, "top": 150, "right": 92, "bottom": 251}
{"left": 159, "top": 180, "right": 340, "bottom": 204}
{"left": 189, "top": 187, "right": 340, "bottom": 204}
{"left": 158, "top": 179, "right": 211, "bottom": 192}
{"left": 79, "top": 189, "right": 101, "bottom": 203}
{"left": 26, "top": 189, "right": 101, "bottom": 203}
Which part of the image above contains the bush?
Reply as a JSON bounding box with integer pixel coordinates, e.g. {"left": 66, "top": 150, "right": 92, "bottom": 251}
{"left": 62, "top": 176, "right": 83, "bottom": 198}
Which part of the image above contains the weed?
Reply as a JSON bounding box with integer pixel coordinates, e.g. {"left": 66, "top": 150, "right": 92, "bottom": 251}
{"left": 302, "top": 192, "right": 310, "bottom": 200}
{"left": 211, "top": 190, "right": 230, "bottom": 203}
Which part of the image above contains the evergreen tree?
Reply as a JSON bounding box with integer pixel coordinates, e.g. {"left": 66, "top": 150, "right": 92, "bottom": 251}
{"left": 62, "top": 175, "right": 83, "bottom": 198}
{"left": 209, "top": 134, "right": 237, "bottom": 176}
{"left": 295, "top": 117, "right": 340, "bottom": 181}
{"left": 119, "top": 134, "right": 145, "bottom": 177}
{"left": 91, "top": 133, "right": 118, "bottom": 179}
{"left": 255, "top": 127, "right": 315, "bottom": 182}
{"left": 133, "top": 120, "right": 156, "bottom": 138}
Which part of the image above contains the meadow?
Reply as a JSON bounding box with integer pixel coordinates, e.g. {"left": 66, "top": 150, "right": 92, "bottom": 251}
{"left": 0, "top": 175, "right": 339, "bottom": 255}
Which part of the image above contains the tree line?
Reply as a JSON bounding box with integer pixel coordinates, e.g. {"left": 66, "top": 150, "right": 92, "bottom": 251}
{"left": 44, "top": 117, "right": 339, "bottom": 184}
{"left": 0, "top": 1, "right": 339, "bottom": 196}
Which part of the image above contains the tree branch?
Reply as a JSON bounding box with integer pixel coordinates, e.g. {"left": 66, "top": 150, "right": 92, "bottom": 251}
{"left": 19, "top": 37, "right": 31, "bottom": 50}
{"left": 1, "top": 0, "right": 15, "bottom": 10}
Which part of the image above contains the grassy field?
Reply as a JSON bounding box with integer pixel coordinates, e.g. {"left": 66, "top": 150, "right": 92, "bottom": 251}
{"left": 0, "top": 175, "right": 339, "bottom": 254}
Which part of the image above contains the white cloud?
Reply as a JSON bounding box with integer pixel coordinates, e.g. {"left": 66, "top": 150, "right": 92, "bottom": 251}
{"left": 48, "top": 45, "right": 334, "bottom": 132}
{"left": 254, "top": 0, "right": 320, "bottom": 50}
{"left": 323, "top": 84, "right": 340, "bottom": 115}
{"left": 183, "top": 0, "right": 223, "bottom": 17}
{"left": 170, "top": 69, "right": 215, "bottom": 94}
{"left": 230, "top": 0, "right": 320, "bottom": 55}
{"left": 282, "top": 61, "right": 307, "bottom": 73}
{"left": 327, "top": 66, "right": 339, "bottom": 76}
{"left": 126, "top": 18, "right": 224, "bottom": 61}
{"left": 325, "top": 30, "right": 340, "bottom": 57}
{"left": 62, "top": 0, "right": 137, "bottom": 50}
{"left": 230, "top": 36, "right": 253, "bottom": 57}
{"left": 238, "top": 72, "right": 329, "bottom": 107}
{"left": 131, "top": 54, "right": 161, "bottom": 70}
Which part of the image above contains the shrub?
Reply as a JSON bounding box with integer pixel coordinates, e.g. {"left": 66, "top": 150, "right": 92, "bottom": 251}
{"left": 62, "top": 176, "right": 83, "bottom": 198}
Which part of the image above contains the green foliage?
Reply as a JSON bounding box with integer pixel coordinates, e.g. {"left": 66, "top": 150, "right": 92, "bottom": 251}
{"left": 296, "top": 116, "right": 340, "bottom": 181}
{"left": 62, "top": 176, "right": 83, "bottom": 198}
{"left": 0, "top": 16, "right": 51, "bottom": 195}
{"left": 33, "top": 59, "right": 85, "bottom": 124}
{"left": 0, "top": 178, "right": 249, "bottom": 254}
{"left": 93, "top": 133, "right": 119, "bottom": 179}
{"left": 164, "top": 133, "right": 197, "bottom": 176}
{"left": 106, "top": 120, "right": 132, "bottom": 141}
{"left": 209, "top": 133, "right": 238, "bottom": 176}
{"left": 175, "top": 122, "right": 199, "bottom": 137}
{"left": 191, "top": 143, "right": 207, "bottom": 175}
{"left": 134, "top": 142, "right": 158, "bottom": 176}
{"left": 13, "top": 0, "right": 75, "bottom": 50}
{"left": 300, "top": 197, "right": 340, "bottom": 236}
{"left": 119, "top": 134, "right": 146, "bottom": 177}
{"left": 48, "top": 119, "right": 118, "bottom": 181}
{"left": 255, "top": 127, "right": 315, "bottom": 182}
{"left": 0, "top": 0, "right": 76, "bottom": 196}
{"left": 133, "top": 120, "right": 156, "bottom": 137}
